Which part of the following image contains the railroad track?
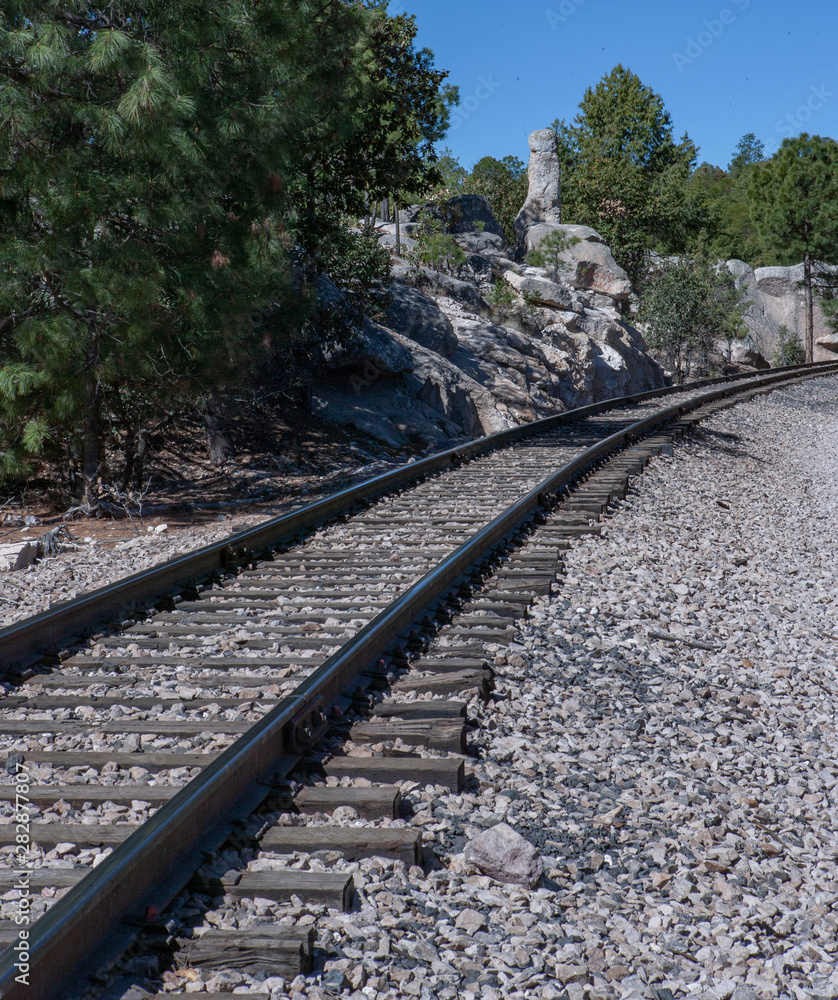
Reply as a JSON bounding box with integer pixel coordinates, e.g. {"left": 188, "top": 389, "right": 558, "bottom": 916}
{"left": 0, "top": 362, "right": 835, "bottom": 1000}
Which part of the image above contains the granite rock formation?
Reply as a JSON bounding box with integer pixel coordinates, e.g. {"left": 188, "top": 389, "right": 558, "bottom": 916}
{"left": 724, "top": 260, "right": 838, "bottom": 363}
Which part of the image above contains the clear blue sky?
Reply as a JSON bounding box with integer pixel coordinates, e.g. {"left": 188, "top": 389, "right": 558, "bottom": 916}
{"left": 394, "top": 0, "right": 838, "bottom": 171}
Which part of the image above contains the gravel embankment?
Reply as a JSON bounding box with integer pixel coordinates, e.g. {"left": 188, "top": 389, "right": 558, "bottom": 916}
{"left": 0, "top": 516, "right": 262, "bottom": 626}
{"left": 246, "top": 375, "right": 838, "bottom": 1000}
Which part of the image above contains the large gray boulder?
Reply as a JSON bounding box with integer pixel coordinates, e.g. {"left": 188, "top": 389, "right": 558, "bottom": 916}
{"left": 446, "top": 194, "right": 505, "bottom": 238}
{"left": 514, "top": 129, "right": 562, "bottom": 246}
{"left": 815, "top": 331, "right": 838, "bottom": 357}
{"left": 570, "top": 309, "right": 668, "bottom": 399}
{"left": 447, "top": 313, "right": 574, "bottom": 423}
{"left": 391, "top": 264, "right": 489, "bottom": 317}
{"left": 724, "top": 259, "right": 838, "bottom": 362}
{"left": 721, "top": 342, "right": 770, "bottom": 370}
{"left": 503, "top": 271, "right": 577, "bottom": 311}
{"left": 313, "top": 318, "right": 513, "bottom": 451}
{"left": 407, "top": 195, "right": 505, "bottom": 240}
{"left": 453, "top": 231, "right": 506, "bottom": 256}
{"left": 563, "top": 235, "right": 633, "bottom": 301}
{"left": 387, "top": 282, "right": 458, "bottom": 357}
{"left": 522, "top": 224, "right": 633, "bottom": 301}
{"left": 322, "top": 317, "right": 413, "bottom": 375}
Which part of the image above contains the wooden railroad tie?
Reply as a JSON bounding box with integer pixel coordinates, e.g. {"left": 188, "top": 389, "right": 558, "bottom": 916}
{"left": 173, "top": 925, "right": 314, "bottom": 978}
{"left": 322, "top": 754, "right": 464, "bottom": 792}
{"left": 2, "top": 750, "right": 215, "bottom": 771}
{"left": 348, "top": 717, "right": 466, "bottom": 753}
{"left": 260, "top": 826, "right": 421, "bottom": 865}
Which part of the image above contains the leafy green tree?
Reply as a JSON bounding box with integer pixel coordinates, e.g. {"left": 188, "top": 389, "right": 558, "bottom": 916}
{"left": 408, "top": 211, "right": 466, "bottom": 292}
{"left": 681, "top": 135, "right": 769, "bottom": 263}
{"left": 0, "top": 0, "right": 453, "bottom": 495}
{"left": 553, "top": 65, "right": 697, "bottom": 282}
{"left": 318, "top": 224, "right": 393, "bottom": 321}
{"left": 487, "top": 280, "right": 515, "bottom": 319}
{"left": 749, "top": 134, "right": 838, "bottom": 361}
{"left": 430, "top": 147, "right": 468, "bottom": 199}
{"left": 462, "top": 155, "right": 527, "bottom": 244}
{"left": 638, "top": 258, "right": 748, "bottom": 382}
{"left": 329, "top": 4, "right": 458, "bottom": 213}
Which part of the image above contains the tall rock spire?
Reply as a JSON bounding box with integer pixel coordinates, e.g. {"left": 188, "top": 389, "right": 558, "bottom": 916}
{"left": 514, "top": 129, "right": 562, "bottom": 249}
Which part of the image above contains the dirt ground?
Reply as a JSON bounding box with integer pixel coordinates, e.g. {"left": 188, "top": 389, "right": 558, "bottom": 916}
{"left": 1, "top": 401, "right": 401, "bottom": 552}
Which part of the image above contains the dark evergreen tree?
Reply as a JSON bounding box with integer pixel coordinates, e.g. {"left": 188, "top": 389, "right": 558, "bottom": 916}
{"left": 552, "top": 65, "right": 697, "bottom": 281}
{"left": 0, "top": 0, "right": 453, "bottom": 494}
{"left": 728, "top": 132, "right": 765, "bottom": 176}
{"left": 463, "top": 155, "right": 527, "bottom": 244}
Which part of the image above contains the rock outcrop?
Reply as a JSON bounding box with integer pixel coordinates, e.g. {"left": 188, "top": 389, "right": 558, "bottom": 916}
{"left": 513, "top": 129, "right": 562, "bottom": 244}
{"left": 314, "top": 262, "right": 666, "bottom": 451}
{"left": 312, "top": 182, "right": 667, "bottom": 452}
{"left": 724, "top": 259, "right": 838, "bottom": 363}
{"left": 445, "top": 194, "right": 505, "bottom": 239}
{"left": 816, "top": 331, "right": 838, "bottom": 358}
{"left": 513, "top": 130, "right": 632, "bottom": 303}
{"left": 559, "top": 227, "right": 633, "bottom": 301}
{"left": 313, "top": 317, "right": 512, "bottom": 451}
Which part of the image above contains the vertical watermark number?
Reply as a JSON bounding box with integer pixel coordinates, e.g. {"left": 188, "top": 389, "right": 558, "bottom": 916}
{"left": 10, "top": 759, "right": 32, "bottom": 986}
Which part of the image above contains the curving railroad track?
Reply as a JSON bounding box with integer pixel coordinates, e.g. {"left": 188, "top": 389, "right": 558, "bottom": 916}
{"left": 0, "top": 362, "right": 835, "bottom": 1000}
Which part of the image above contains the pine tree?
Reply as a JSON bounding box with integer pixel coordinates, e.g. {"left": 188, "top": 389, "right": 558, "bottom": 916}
{"left": 327, "top": 4, "right": 458, "bottom": 216}
{"left": 552, "top": 65, "right": 697, "bottom": 282}
{"left": 749, "top": 134, "right": 838, "bottom": 361}
{"left": 728, "top": 132, "right": 765, "bottom": 177}
{"left": 0, "top": 1, "right": 453, "bottom": 495}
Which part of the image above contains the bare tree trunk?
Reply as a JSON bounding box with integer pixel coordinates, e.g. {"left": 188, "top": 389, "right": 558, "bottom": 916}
{"left": 132, "top": 427, "right": 148, "bottom": 490}
{"left": 804, "top": 251, "right": 814, "bottom": 363}
{"left": 122, "top": 422, "right": 136, "bottom": 491}
{"left": 82, "top": 335, "right": 101, "bottom": 502}
{"left": 394, "top": 201, "right": 400, "bottom": 255}
{"left": 201, "top": 394, "right": 234, "bottom": 465}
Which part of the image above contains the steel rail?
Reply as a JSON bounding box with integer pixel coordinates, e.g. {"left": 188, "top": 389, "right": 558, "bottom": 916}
{"left": 2, "top": 363, "right": 836, "bottom": 1000}
{"left": 0, "top": 361, "right": 831, "bottom": 677}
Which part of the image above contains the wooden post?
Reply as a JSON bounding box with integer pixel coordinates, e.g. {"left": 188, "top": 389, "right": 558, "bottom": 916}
{"left": 804, "top": 251, "right": 814, "bottom": 363}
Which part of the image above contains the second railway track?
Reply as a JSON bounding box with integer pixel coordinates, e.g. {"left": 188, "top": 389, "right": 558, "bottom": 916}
{"left": 0, "top": 362, "right": 835, "bottom": 999}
